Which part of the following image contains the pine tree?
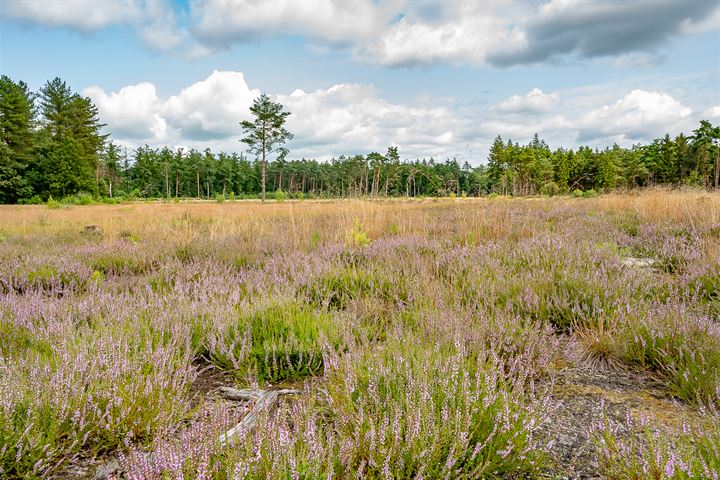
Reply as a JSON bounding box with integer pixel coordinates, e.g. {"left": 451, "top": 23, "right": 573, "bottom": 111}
{"left": 240, "top": 94, "right": 293, "bottom": 202}
{"left": 0, "top": 76, "right": 35, "bottom": 202}
{"left": 37, "top": 78, "right": 106, "bottom": 196}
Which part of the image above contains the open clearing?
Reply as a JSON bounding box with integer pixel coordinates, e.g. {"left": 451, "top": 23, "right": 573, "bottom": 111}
{"left": 1, "top": 191, "right": 719, "bottom": 479}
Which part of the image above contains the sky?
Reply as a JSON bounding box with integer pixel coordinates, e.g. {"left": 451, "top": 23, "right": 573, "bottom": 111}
{"left": 1, "top": 0, "right": 719, "bottom": 164}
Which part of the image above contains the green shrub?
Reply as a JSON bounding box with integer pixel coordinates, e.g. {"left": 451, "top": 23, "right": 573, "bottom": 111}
{"left": 46, "top": 196, "right": 61, "bottom": 209}
{"left": 18, "top": 195, "right": 43, "bottom": 205}
{"left": 346, "top": 219, "right": 370, "bottom": 249}
{"left": 215, "top": 193, "right": 226, "bottom": 203}
{"left": 305, "top": 267, "right": 408, "bottom": 310}
{"left": 540, "top": 181, "right": 560, "bottom": 196}
{"left": 90, "top": 253, "right": 153, "bottom": 275}
{"left": 209, "top": 302, "right": 342, "bottom": 383}
{"left": 572, "top": 189, "right": 584, "bottom": 198}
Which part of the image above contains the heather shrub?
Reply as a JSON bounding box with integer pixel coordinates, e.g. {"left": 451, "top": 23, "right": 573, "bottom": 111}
{"left": 315, "top": 339, "right": 547, "bottom": 478}
{"left": 592, "top": 411, "right": 720, "bottom": 480}
{"left": 500, "top": 271, "right": 618, "bottom": 332}
{"left": 0, "top": 320, "right": 196, "bottom": 477}
{"left": 618, "top": 304, "right": 720, "bottom": 405}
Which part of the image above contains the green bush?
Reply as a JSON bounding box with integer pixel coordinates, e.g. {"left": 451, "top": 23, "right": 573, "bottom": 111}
{"left": 46, "top": 196, "right": 61, "bottom": 209}
{"left": 540, "top": 181, "right": 560, "bottom": 196}
{"left": 209, "top": 302, "right": 342, "bottom": 383}
{"left": 305, "top": 267, "right": 408, "bottom": 310}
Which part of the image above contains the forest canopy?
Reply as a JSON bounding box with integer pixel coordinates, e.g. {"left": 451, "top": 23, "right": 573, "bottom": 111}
{"left": 1, "top": 75, "right": 719, "bottom": 204}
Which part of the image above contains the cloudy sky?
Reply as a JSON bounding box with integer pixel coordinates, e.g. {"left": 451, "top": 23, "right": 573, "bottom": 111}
{"left": 1, "top": 0, "right": 719, "bottom": 163}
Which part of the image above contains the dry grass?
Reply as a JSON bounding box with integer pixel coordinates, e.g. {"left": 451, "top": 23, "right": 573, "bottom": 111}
{"left": 3, "top": 188, "right": 717, "bottom": 240}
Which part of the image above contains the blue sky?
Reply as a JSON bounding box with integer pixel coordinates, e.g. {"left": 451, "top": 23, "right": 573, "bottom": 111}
{"left": 1, "top": 0, "right": 719, "bottom": 163}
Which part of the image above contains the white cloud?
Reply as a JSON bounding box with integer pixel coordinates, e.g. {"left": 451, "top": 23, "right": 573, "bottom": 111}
{"left": 1, "top": 0, "right": 207, "bottom": 55}
{"left": 2, "top": 0, "right": 148, "bottom": 31}
{"left": 83, "top": 70, "right": 709, "bottom": 164}
{"left": 163, "top": 70, "right": 260, "bottom": 140}
{"left": 83, "top": 70, "right": 472, "bottom": 160}
{"left": 186, "top": 0, "right": 719, "bottom": 67}
{"left": 355, "top": 3, "right": 525, "bottom": 66}
{"left": 703, "top": 106, "right": 720, "bottom": 119}
{"left": 498, "top": 88, "right": 559, "bottom": 114}
{"left": 83, "top": 83, "right": 168, "bottom": 141}
{"left": 138, "top": 12, "right": 185, "bottom": 52}
{"left": 5, "top": 0, "right": 718, "bottom": 66}
{"left": 85, "top": 70, "right": 259, "bottom": 145}
{"left": 190, "top": 0, "right": 394, "bottom": 47}
{"left": 577, "top": 89, "right": 693, "bottom": 141}
{"left": 277, "top": 84, "right": 460, "bottom": 159}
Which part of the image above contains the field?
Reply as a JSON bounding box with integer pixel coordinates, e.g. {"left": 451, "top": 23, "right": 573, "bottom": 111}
{"left": 1, "top": 191, "right": 720, "bottom": 479}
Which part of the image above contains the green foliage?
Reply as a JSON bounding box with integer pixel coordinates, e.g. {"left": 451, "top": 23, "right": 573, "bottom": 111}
{"left": 45, "top": 196, "right": 61, "bottom": 209}
{"left": 346, "top": 219, "right": 370, "bottom": 249}
{"left": 90, "top": 253, "right": 153, "bottom": 275}
{"left": 209, "top": 302, "right": 342, "bottom": 383}
{"left": 540, "top": 181, "right": 560, "bottom": 196}
{"left": 305, "top": 266, "right": 409, "bottom": 310}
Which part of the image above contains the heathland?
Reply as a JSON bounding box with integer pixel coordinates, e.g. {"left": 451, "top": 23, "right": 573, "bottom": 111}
{"left": 1, "top": 191, "right": 719, "bottom": 479}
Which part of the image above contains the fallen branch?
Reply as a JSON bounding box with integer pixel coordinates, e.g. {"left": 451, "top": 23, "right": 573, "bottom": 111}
{"left": 218, "top": 387, "right": 301, "bottom": 447}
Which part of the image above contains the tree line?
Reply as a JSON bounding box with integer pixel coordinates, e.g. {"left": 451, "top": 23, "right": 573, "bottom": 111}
{"left": 1, "top": 74, "right": 719, "bottom": 204}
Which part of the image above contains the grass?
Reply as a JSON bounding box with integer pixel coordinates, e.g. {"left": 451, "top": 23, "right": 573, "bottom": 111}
{"left": 0, "top": 189, "right": 719, "bottom": 478}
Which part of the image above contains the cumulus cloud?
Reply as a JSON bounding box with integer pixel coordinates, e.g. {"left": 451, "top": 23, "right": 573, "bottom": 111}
{"left": 83, "top": 70, "right": 471, "bottom": 160}
{"left": 84, "top": 70, "right": 259, "bottom": 145}
{"left": 83, "top": 83, "right": 168, "bottom": 141}
{"left": 354, "top": 3, "right": 525, "bottom": 66}
{"left": 498, "top": 89, "right": 559, "bottom": 114}
{"left": 163, "top": 70, "right": 260, "bottom": 140}
{"left": 577, "top": 90, "right": 693, "bottom": 142}
{"left": 84, "top": 70, "right": 707, "bottom": 164}
{"left": 277, "top": 84, "right": 460, "bottom": 159}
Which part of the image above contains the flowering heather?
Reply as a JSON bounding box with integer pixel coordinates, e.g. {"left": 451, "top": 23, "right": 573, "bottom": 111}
{"left": 0, "top": 190, "right": 718, "bottom": 479}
